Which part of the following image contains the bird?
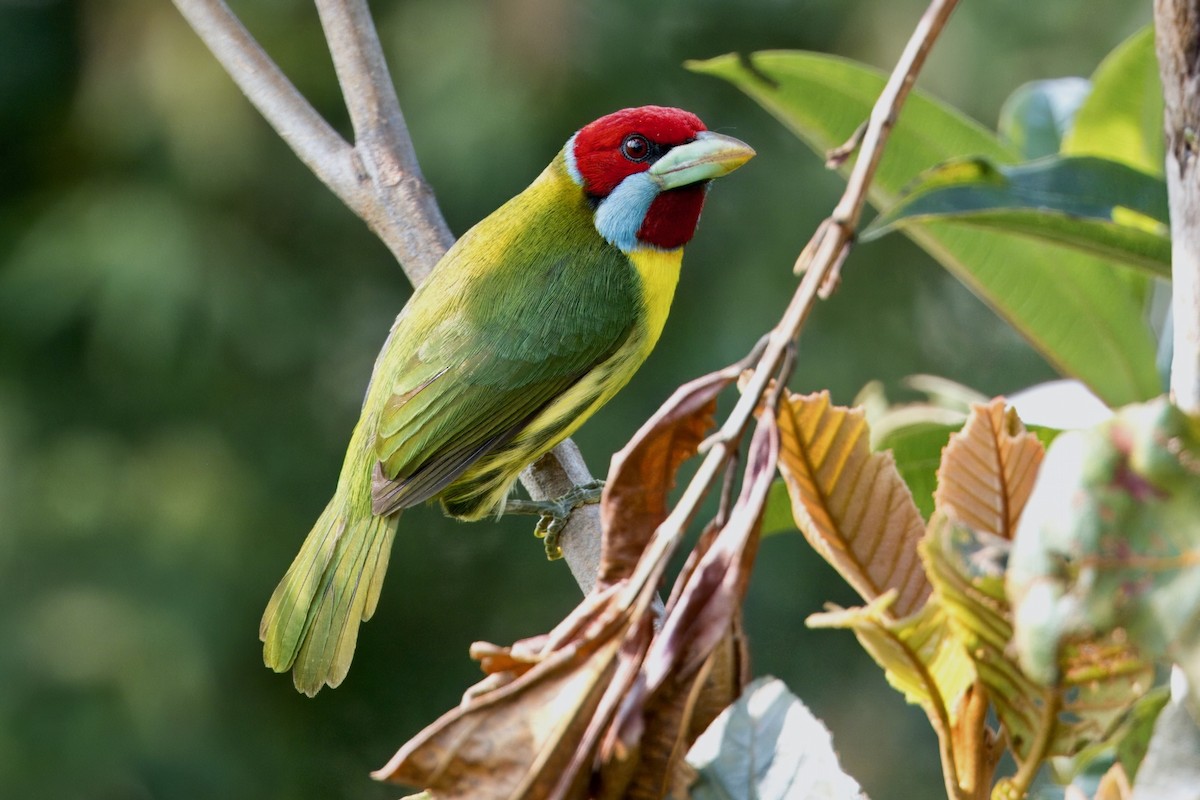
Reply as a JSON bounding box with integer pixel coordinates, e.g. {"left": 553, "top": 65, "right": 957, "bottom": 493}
{"left": 260, "top": 105, "right": 754, "bottom": 696}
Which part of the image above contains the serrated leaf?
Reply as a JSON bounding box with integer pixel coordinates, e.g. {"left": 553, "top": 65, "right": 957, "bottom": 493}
{"left": 689, "top": 51, "right": 1160, "bottom": 408}
{"left": 686, "top": 676, "right": 869, "bottom": 800}
{"left": 999, "top": 78, "right": 1092, "bottom": 160}
{"left": 924, "top": 514, "right": 1153, "bottom": 767}
{"left": 935, "top": 398, "right": 1045, "bottom": 540}
{"left": 863, "top": 156, "right": 1170, "bottom": 279}
{"left": 1061, "top": 27, "right": 1164, "bottom": 178}
{"left": 775, "top": 390, "right": 930, "bottom": 618}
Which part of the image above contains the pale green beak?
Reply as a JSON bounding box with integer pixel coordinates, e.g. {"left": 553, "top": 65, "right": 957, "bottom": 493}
{"left": 648, "top": 130, "right": 756, "bottom": 190}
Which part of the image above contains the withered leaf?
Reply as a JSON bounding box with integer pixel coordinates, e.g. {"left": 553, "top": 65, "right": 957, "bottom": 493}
{"left": 776, "top": 390, "right": 930, "bottom": 617}
{"left": 373, "top": 590, "right": 631, "bottom": 800}
{"left": 934, "top": 398, "right": 1044, "bottom": 539}
{"left": 601, "top": 414, "right": 778, "bottom": 798}
{"left": 598, "top": 366, "right": 741, "bottom": 590}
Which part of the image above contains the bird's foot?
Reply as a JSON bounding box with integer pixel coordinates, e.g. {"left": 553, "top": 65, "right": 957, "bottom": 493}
{"left": 505, "top": 479, "right": 605, "bottom": 560}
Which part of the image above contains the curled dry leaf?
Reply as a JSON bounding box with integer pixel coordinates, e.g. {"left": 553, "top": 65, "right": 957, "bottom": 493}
{"left": 598, "top": 366, "right": 742, "bottom": 590}
{"left": 935, "top": 398, "right": 1044, "bottom": 539}
{"left": 597, "top": 622, "right": 748, "bottom": 800}
{"left": 600, "top": 414, "right": 777, "bottom": 799}
{"left": 776, "top": 390, "right": 930, "bottom": 617}
{"left": 377, "top": 357, "right": 775, "bottom": 800}
{"left": 373, "top": 584, "right": 632, "bottom": 799}
{"left": 641, "top": 414, "right": 778, "bottom": 693}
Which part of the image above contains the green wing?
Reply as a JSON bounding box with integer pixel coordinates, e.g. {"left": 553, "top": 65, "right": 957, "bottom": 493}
{"left": 368, "top": 198, "right": 638, "bottom": 515}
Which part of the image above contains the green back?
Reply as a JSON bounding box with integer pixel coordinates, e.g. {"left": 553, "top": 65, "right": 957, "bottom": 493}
{"left": 365, "top": 157, "right": 639, "bottom": 512}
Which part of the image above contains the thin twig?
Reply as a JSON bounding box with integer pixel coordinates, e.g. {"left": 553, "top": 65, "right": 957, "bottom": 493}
{"left": 171, "top": 0, "right": 363, "bottom": 215}
{"left": 314, "top": 0, "right": 454, "bottom": 282}
{"left": 663, "top": 0, "right": 961, "bottom": 553}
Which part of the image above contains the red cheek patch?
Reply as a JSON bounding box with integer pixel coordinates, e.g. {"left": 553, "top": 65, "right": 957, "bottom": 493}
{"left": 637, "top": 184, "right": 708, "bottom": 250}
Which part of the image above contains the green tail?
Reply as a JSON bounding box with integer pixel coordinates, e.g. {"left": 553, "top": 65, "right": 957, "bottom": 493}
{"left": 260, "top": 497, "right": 399, "bottom": 696}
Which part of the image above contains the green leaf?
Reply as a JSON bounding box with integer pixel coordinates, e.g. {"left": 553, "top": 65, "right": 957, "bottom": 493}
{"left": 808, "top": 594, "right": 974, "bottom": 725}
{"left": 688, "top": 51, "right": 1160, "bottom": 408}
{"left": 1062, "top": 26, "right": 1164, "bottom": 178}
{"left": 686, "top": 676, "right": 868, "bottom": 800}
{"left": 760, "top": 479, "right": 799, "bottom": 537}
{"left": 865, "top": 155, "right": 1170, "bottom": 279}
{"left": 999, "top": 78, "right": 1092, "bottom": 160}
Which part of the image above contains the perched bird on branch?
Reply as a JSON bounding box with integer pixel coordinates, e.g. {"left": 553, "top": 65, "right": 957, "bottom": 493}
{"left": 260, "top": 105, "right": 754, "bottom": 695}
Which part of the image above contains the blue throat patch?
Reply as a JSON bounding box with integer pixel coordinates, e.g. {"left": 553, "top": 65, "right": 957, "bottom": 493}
{"left": 594, "top": 172, "right": 660, "bottom": 254}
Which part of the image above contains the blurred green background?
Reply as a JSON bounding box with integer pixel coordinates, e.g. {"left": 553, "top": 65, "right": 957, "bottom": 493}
{"left": 0, "top": 0, "right": 1151, "bottom": 797}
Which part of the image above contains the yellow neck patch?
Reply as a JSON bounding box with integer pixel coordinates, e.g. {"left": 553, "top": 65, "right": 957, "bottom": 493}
{"left": 627, "top": 247, "right": 683, "bottom": 354}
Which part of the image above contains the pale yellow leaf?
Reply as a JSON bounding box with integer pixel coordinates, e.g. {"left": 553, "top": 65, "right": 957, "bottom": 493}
{"left": 934, "top": 398, "right": 1044, "bottom": 539}
{"left": 808, "top": 594, "right": 975, "bottom": 721}
{"left": 777, "top": 390, "right": 930, "bottom": 617}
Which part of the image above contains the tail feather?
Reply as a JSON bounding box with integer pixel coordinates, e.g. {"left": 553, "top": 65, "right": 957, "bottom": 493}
{"left": 260, "top": 499, "right": 399, "bottom": 696}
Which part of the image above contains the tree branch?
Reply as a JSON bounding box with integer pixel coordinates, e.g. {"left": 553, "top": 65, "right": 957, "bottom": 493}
{"left": 171, "top": 0, "right": 364, "bottom": 214}
{"left": 1155, "top": 0, "right": 1200, "bottom": 414}
{"left": 314, "top": 0, "right": 454, "bottom": 283}
{"left": 175, "top": 0, "right": 604, "bottom": 594}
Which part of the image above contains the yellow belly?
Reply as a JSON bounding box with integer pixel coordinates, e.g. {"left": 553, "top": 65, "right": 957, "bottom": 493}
{"left": 440, "top": 246, "right": 683, "bottom": 518}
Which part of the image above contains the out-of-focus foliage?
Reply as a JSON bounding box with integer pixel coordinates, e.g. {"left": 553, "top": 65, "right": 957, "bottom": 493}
{"left": 0, "top": 0, "right": 1151, "bottom": 798}
{"left": 1009, "top": 398, "right": 1200, "bottom": 710}
{"left": 865, "top": 156, "right": 1171, "bottom": 279}
{"left": 690, "top": 40, "right": 1160, "bottom": 408}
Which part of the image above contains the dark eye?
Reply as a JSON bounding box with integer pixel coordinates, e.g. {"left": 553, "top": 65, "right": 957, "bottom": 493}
{"left": 621, "top": 134, "right": 651, "bottom": 162}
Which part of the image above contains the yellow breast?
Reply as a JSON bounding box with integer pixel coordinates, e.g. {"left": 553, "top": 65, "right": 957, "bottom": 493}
{"left": 627, "top": 246, "right": 683, "bottom": 358}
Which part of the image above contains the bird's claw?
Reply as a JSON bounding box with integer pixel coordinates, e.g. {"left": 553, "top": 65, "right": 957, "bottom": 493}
{"left": 508, "top": 480, "right": 605, "bottom": 560}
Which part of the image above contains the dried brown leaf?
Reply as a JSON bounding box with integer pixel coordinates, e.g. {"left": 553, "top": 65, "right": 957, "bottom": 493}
{"left": 598, "top": 368, "right": 740, "bottom": 589}
{"left": 600, "top": 414, "right": 777, "bottom": 797}
{"left": 643, "top": 413, "right": 776, "bottom": 694}
{"left": 607, "top": 627, "right": 744, "bottom": 800}
{"left": 934, "top": 398, "right": 1044, "bottom": 539}
{"left": 777, "top": 390, "right": 930, "bottom": 617}
{"left": 373, "top": 589, "right": 631, "bottom": 799}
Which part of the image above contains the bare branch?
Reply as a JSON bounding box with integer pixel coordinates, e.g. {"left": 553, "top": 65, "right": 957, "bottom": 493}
{"left": 1155, "top": 0, "right": 1200, "bottom": 414}
{"left": 171, "top": 0, "right": 363, "bottom": 212}
{"left": 314, "top": 0, "right": 454, "bottom": 283}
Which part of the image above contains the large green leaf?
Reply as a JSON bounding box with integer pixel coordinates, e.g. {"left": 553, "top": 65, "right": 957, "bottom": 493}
{"left": 865, "top": 156, "right": 1170, "bottom": 279}
{"left": 688, "top": 51, "right": 1160, "bottom": 407}
{"left": 1061, "top": 26, "right": 1164, "bottom": 177}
